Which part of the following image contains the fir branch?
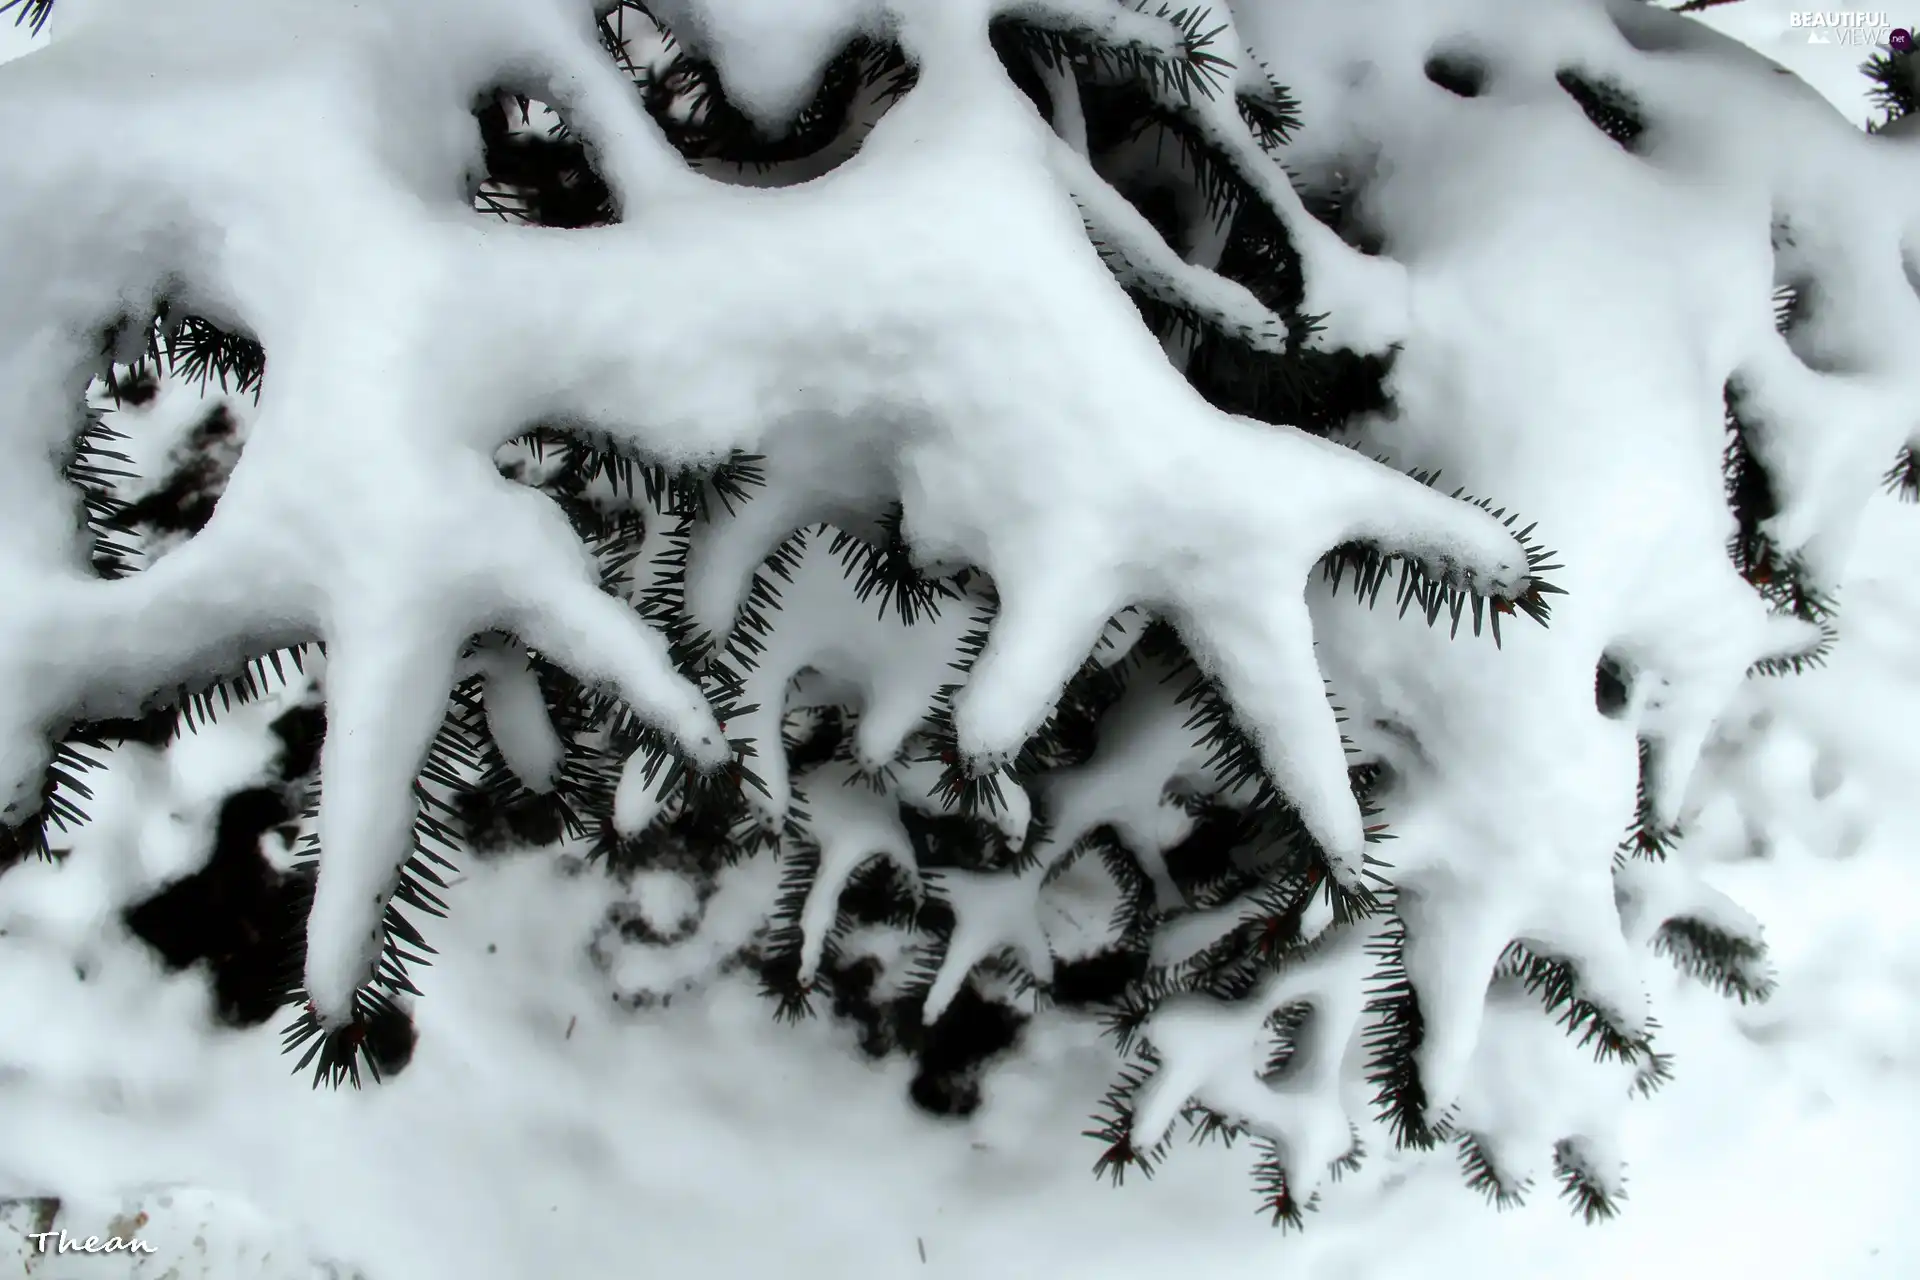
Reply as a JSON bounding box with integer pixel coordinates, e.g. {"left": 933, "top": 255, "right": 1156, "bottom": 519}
{"left": 159, "top": 311, "right": 267, "bottom": 398}
{"left": 920, "top": 617, "right": 1015, "bottom": 818}
{"left": 693, "top": 452, "right": 769, "bottom": 520}
{"left": 1181, "top": 275, "right": 1392, "bottom": 437}
{"left": 280, "top": 984, "right": 414, "bottom": 1088}
{"left": 1632, "top": 1045, "right": 1675, "bottom": 1098}
{"left": 1155, "top": 800, "right": 1265, "bottom": 909}
{"left": 890, "top": 870, "right": 1031, "bottom": 1024}
{"left": 0, "top": 732, "right": 109, "bottom": 868}
{"left": 526, "top": 425, "right": 648, "bottom": 505}
{"left": 1255, "top": 999, "right": 1314, "bottom": 1079}
{"left": 1863, "top": 45, "right": 1917, "bottom": 130}
{"left": 900, "top": 808, "right": 1027, "bottom": 877}
{"left": 281, "top": 702, "right": 483, "bottom": 1088}
{"left": 1161, "top": 859, "right": 1326, "bottom": 1002}
{"left": 62, "top": 410, "right": 141, "bottom": 579}
{"left": 634, "top": 33, "right": 916, "bottom": 167}
{"left": 1722, "top": 383, "right": 1836, "bottom": 625}
{"left": 712, "top": 525, "right": 810, "bottom": 687}
{"left": 1185, "top": 1107, "right": 1249, "bottom": 1151}
{"left": 1099, "top": 965, "right": 1184, "bottom": 1059}
{"left": 827, "top": 504, "right": 961, "bottom": 625}
{"left": 1095, "top": 90, "right": 1248, "bottom": 221}
{"left": 1249, "top": 1138, "right": 1317, "bottom": 1231}
{"left": 1160, "top": 159, "right": 1394, "bottom": 430}
{"left": 1159, "top": 629, "right": 1392, "bottom": 913}
{"left": 1167, "top": 654, "right": 1296, "bottom": 840}
{"left": 1498, "top": 941, "right": 1657, "bottom": 1067}
{"left": 1614, "top": 738, "right": 1680, "bottom": 866}
{"left": 1017, "top": 630, "right": 1139, "bottom": 775}
{"left": 1551, "top": 1137, "right": 1623, "bottom": 1223}
{"left": 1057, "top": 80, "right": 1311, "bottom": 371}
{"left": 1361, "top": 914, "right": 1444, "bottom": 1151}
{"left": 1746, "top": 619, "right": 1835, "bottom": 678}
{"left": 1071, "top": 156, "right": 1288, "bottom": 354}
{"left": 1235, "top": 60, "right": 1302, "bottom": 150}
{"left": 1005, "top": 16, "right": 1318, "bottom": 365}
{"left": 760, "top": 840, "right": 828, "bottom": 1020}
{"left": 0, "top": 0, "right": 52, "bottom": 36}
{"left": 171, "top": 646, "right": 313, "bottom": 735}
{"left": 473, "top": 94, "right": 616, "bottom": 229}
{"left": 1882, "top": 445, "right": 1919, "bottom": 502}
{"left": 1457, "top": 1133, "right": 1532, "bottom": 1209}
{"left": 450, "top": 655, "right": 623, "bottom": 853}
{"left": 835, "top": 848, "right": 923, "bottom": 934}
{"left": 1064, "top": 48, "right": 1380, "bottom": 378}
{"left": 1771, "top": 282, "right": 1803, "bottom": 336}
{"left": 1318, "top": 470, "right": 1565, "bottom": 643}
{"left": 1096, "top": 835, "right": 1162, "bottom": 952}
{"left": 996, "top": 3, "right": 1236, "bottom": 107}
{"left": 1084, "top": 1055, "right": 1171, "bottom": 1184}
{"left": 1653, "top": 916, "right": 1776, "bottom": 1005}
{"left": 1554, "top": 69, "right": 1648, "bottom": 151}
{"left": 980, "top": 945, "right": 1048, "bottom": 1006}
{"left": 596, "top": 713, "right": 778, "bottom": 872}
{"left": 608, "top": 706, "right": 771, "bottom": 847}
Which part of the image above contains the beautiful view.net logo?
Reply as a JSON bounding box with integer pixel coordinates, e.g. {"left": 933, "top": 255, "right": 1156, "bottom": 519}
{"left": 1789, "top": 10, "right": 1914, "bottom": 48}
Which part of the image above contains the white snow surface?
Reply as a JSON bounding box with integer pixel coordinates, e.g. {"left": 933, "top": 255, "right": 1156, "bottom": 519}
{"left": 0, "top": 0, "right": 1918, "bottom": 1275}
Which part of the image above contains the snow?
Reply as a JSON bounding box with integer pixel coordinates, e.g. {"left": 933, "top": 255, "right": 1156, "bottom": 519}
{"left": 4, "top": 645, "right": 1919, "bottom": 1279}
{"left": 722, "top": 529, "right": 988, "bottom": 823}
{"left": 919, "top": 866, "right": 1054, "bottom": 1022}
{"left": 0, "top": 0, "right": 1546, "bottom": 1021}
{"left": 468, "top": 637, "right": 563, "bottom": 795}
{"left": 791, "top": 760, "right": 921, "bottom": 985}
{"left": 0, "top": 0, "right": 1917, "bottom": 1275}
{"left": 1133, "top": 926, "right": 1374, "bottom": 1198}
{"left": 1235, "top": 0, "right": 1920, "bottom": 1155}
{"left": 6, "top": 507, "right": 1920, "bottom": 1277}
{"left": 1048, "top": 136, "right": 1292, "bottom": 351}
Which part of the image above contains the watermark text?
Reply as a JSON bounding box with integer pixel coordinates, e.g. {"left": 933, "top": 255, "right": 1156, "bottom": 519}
{"left": 1789, "top": 10, "right": 1913, "bottom": 45}
{"left": 22, "top": 1228, "right": 157, "bottom": 1256}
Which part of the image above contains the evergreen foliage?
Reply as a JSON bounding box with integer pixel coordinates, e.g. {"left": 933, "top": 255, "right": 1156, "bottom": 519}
{"left": 4, "top": 0, "right": 1902, "bottom": 1233}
